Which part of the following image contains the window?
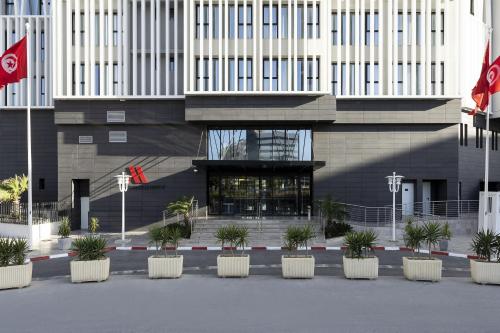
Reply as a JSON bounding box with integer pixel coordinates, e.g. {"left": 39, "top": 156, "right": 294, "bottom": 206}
{"left": 365, "top": 12, "right": 379, "bottom": 46}
{"left": 196, "top": 5, "right": 209, "bottom": 39}
{"left": 476, "top": 127, "right": 480, "bottom": 148}
{"left": 332, "top": 12, "right": 338, "bottom": 45}
{"left": 460, "top": 124, "right": 464, "bottom": 146}
{"left": 331, "top": 63, "right": 338, "bottom": 95}
{"left": 340, "top": 13, "right": 346, "bottom": 45}
{"left": 112, "top": 63, "right": 118, "bottom": 94}
{"left": 79, "top": 136, "right": 93, "bottom": 144}
{"left": 212, "top": 59, "right": 219, "bottom": 90}
{"left": 365, "top": 63, "right": 379, "bottom": 95}
{"left": 464, "top": 124, "right": 469, "bottom": 147}
{"left": 109, "top": 131, "right": 127, "bottom": 143}
{"left": 306, "top": 58, "right": 319, "bottom": 91}
{"left": 228, "top": 5, "right": 235, "bottom": 38}
{"left": 349, "top": 13, "right": 355, "bottom": 45}
{"left": 6, "top": 0, "right": 14, "bottom": 15}
{"left": 72, "top": 63, "right": 85, "bottom": 95}
{"left": 229, "top": 58, "right": 235, "bottom": 90}
{"left": 196, "top": 58, "right": 209, "bottom": 91}
{"left": 262, "top": 5, "right": 278, "bottom": 38}
{"left": 280, "top": 60, "right": 288, "bottom": 90}
{"left": 40, "top": 31, "right": 45, "bottom": 62}
{"left": 38, "top": 178, "right": 45, "bottom": 191}
{"left": 470, "top": 0, "right": 474, "bottom": 15}
{"left": 263, "top": 58, "right": 278, "bottom": 91}
{"left": 212, "top": 5, "right": 219, "bottom": 38}
{"left": 112, "top": 13, "right": 118, "bottom": 45}
{"left": 306, "top": 4, "right": 320, "bottom": 38}
{"left": 208, "top": 128, "right": 312, "bottom": 161}
{"left": 491, "top": 131, "right": 499, "bottom": 151}
{"left": 94, "top": 64, "right": 100, "bottom": 95}
{"left": 40, "top": 76, "right": 46, "bottom": 105}
{"left": 238, "top": 58, "right": 253, "bottom": 90}
{"left": 281, "top": 5, "right": 288, "bottom": 38}
{"left": 431, "top": 11, "right": 445, "bottom": 45}
{"left": 397, "top": 13, "right": 403, "bottom": 46}
{"left": 169, "top": 57, "right": 175, "bottom": 72}
{"left": 431, "top": 62, "right": 445, "bottom": 95}
{"left": 238, "top": 5, "right": 253, "bottom": 38}
{"left": 297, "top": 5, "right": 304, "bottom": 38}
{"left": 297, "top": 59, "right": 304, "bottom": 91}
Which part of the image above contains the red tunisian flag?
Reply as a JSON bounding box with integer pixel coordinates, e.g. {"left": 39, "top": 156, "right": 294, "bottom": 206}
{"left": 469, "top": 41, "right": 490, "bottom": 115}
{"left": 487, "top": 56, "right": 500, "bottom": 95}
{"left": 0, "top": 36, "right": 27, "bottom": 90}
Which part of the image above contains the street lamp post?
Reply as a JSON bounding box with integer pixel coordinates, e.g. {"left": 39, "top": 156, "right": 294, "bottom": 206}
{"left": 386, "top": 172, "right": 404, "bottom": 242}
{"left": 115, "top": 172, "right": 131, "bottom": 244}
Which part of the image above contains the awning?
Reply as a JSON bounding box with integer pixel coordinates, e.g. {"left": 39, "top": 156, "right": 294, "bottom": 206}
{"left": 192, "top": 160, "right": 326, "bottom": 171}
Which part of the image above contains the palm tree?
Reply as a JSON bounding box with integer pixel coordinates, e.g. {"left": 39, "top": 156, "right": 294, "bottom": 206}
{"left": 0, "top": 174, "right": 28, "bottom": 217}
{"left": 167, "top": 196, "right": 194, "bottom": 227}
{"left": 317, "top": 195, "right": 347, "bottom": 224}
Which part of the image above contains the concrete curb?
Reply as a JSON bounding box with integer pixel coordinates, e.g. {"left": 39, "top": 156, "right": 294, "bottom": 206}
{"left": 28, "top": 246, "right": 478, "bottom": 262}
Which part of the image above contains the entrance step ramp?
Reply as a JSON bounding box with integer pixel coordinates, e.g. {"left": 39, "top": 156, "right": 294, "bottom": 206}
{"left": 191, "top": 219, "right": 325, "bottom": 246}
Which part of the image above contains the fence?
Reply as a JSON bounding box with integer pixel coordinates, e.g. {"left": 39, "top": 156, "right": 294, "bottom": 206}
{"left": 0, "top": 201, "right": 69, "bottom": 225}
{"left": 315, "top": 200, "right": 479, "bottom": 230}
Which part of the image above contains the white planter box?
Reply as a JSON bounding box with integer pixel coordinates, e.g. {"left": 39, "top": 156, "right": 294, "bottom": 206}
{"left": 470, "top": 260, "right": 500, "bottom": 285}
{"left": 403, "top": 257, "right": 442, "bottom": 282}
{"left": 343, "top": 256, "right": 379, "bottom": 280}
{"left": 217, "top": 255, "right": 250, "bottom": 277}
{"left": 148, "top": 255, "right": 183, "bottom": 279}
{"left": 58, "top": 237, "right": 72, "bottom": 250}
{"left": 282, "top": 255, "right": 315, "bottom": 279}
{"left": 0, "top": 262, "right": 32, "bottom": 290}
{"left": 70, "top": 257, "right": 110, "bottom": 283}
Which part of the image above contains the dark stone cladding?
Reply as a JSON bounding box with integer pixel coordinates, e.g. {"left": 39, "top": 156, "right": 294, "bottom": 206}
{"left": 56, "top": 99, "right": 206, "bottom": 231}
{"left": 0, "top": 109, "right": 57, "bottom": 202}
{"left": 185, "top": 94, "right": 336, "bottom": 122}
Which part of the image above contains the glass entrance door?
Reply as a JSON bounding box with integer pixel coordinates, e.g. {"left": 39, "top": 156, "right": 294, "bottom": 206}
{"left": 208, "top": 173, "right": 311, "bottom": 216}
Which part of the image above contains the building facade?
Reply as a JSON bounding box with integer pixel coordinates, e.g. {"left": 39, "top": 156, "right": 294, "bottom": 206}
{"left": 1, "top": 0, "right": 500, "bottom": 230}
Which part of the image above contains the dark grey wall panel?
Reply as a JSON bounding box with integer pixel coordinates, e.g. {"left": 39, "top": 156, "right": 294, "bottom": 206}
{"left": 54, "top": 99, "right": 185, "bottom": 125}
{"left": 185, "top": 95, "right": 336, "bottom": 122}
{"left": 335, "top": 98, "right": 461, "bottom": 124}
{"left": 313, "top": 123, "right": 460, "bottom": 207}
{"left": 0, "top": 109, "right": 57, "bottom": 202}
{"left": 57, "top": 119, "right": 207, "bottom": 231}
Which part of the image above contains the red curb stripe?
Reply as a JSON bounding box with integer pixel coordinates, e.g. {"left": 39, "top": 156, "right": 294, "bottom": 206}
{"left": 251, "top": 246, "right": 267, "bottom": 250}
{"left": 164, "top": 246, "right": 176, "bottom": 251}
{"left": 223, "top": 246, "right": 237, "bottom": 250}
{"left": 30, "top": 256, "right": 50, "bottom": 262}
{"left": 372, "top": 246, "right": 385, "bottom": 251}
{"left": 191, "top": 246, "right": 207, "bottom": 250}
{"left": 431, "top": 251, "right": 449, "bottom": 256}
{"left": 340, "top": 246, "right": 347, "bottom": 250}
{"left": 467, "top": 255, "right": 479, "bottom": 260}
{"left": 399, "top": 247, "right": 413, "bottom": 252}
{"left": 68, "top": 251, "right": 78, "bottom": 257}
{"left": 131, "top": 246, "right": 147, "bottom": 250}
{"left": 311, "top": 246, "right": 326, "bottom": 250}
{"left": 281, "top": 246, "right": 288, "bottom": 250}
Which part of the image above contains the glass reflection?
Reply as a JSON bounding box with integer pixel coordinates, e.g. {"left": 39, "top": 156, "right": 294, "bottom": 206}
{"left": 208, "top": 128, "right": 312, "bottom": 161}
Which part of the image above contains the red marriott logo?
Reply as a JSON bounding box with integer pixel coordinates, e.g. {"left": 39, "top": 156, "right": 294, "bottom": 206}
{"left": 128, "top": 166, "right": 149, "bottom": 184}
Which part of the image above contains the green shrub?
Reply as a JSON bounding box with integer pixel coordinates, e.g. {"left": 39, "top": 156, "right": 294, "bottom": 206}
{"left": 325, "top": 222, "right": 352, "bottom": 239}
{"left": 284, "top": 225, "right": 316, "bottom": 255}
{"left": 404, "top": 220, "right": 448, "bottom": 259}
{"left": 403, "top": 221, "right": 425, "bottom": 255}
{"left": 149, "top": 225, "right": 184, "bottom": 257}
{"left": 215, "top": 225, "right": 249, "bottom": 255}
{"left": 344, "top": 230, "right": 378, "bottom": 259}
{"left": 72, "top": 235, "right": 107, "bottom": 261}
{"left": 89, "top": 217, "right": 100, "bottom": 234}
{"left": 440, "top": 222, "right": 452, "bottom": 240}
{"left": 164, "top": 222, "right": 191, "bottom": 239}
{"left": 422, "top": 222, "right": 443, "bottom": 259}
{"left": 0, "top": 238, "right": 28, "bottom": 267}
{"left": 58, "top": 217, "right": 71, "bottom": 238}
{"left": 471, "top": 230, "right": 500, "bottom": 262}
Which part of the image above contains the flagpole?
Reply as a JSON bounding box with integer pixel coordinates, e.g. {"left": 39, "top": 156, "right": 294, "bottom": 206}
{"left": 483, "top": 27, "right": 493, "bottom": 231}
{"left": 25, "top": 22, "right": 33, "bottom": 249}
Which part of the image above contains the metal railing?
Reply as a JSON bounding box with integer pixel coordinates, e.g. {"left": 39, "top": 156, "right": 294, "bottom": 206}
{"left": 0, "top": 201, "right": 69, "bottom": 225}
{"left": 315, "top": 200, "right": 479, "bottom": 230}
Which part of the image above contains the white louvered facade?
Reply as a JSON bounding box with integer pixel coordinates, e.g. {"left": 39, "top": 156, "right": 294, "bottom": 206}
{"left": 0, "top": 1, "right": 498, "bottom": 108}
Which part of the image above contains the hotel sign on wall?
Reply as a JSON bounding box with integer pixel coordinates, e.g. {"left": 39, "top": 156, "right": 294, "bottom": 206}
{"left": 128, "top": 166, "right": 149, "bottom": 184}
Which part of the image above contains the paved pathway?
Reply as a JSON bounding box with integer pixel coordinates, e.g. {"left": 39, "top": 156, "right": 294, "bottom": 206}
{"left": 1, "top": 275, "right": 498, "bottom": 333}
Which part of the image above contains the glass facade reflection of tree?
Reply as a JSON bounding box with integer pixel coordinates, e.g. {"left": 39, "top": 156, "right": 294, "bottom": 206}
{"left": 208, "top": 129, "right": 312, "bottom": 161}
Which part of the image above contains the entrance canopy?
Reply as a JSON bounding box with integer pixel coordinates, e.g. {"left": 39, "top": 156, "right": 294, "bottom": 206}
{"left": 192, "top": 160, "right": 325, "bottom": 172}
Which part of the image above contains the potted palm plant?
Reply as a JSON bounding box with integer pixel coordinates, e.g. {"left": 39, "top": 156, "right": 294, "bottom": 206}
{"left": 0, "top": 174, "right": 28, "bottom": 218}
{"left": 167, "top": 196, "right": 194, "bottom": 238}
{"left": 343, "top": 230, "right": 378, "bottom": 279}
{"left": 148, "top": 226, "right": 183, "bottom": 279}
{"left": 403, "top": 221, "right": 443, "bottom": 282}
{"left": 470, "top": 230, "right": 500, "bottom": 285}
{"left": 215, "top": 225, "right": 250, "bottom": 277}
{"left": 438, "top": 222, "right": 452, "bottom": 251}
{"left": 89, "top": 217, "right": 100, "bottom": 235}
{"left": 70, "top": 235, "right": 109, "bottom": 283}
{"left": 282, "top": 225, "right": 315, "bottom": 279}
{"left": 57, "top": 216, "right": 72, "bottom": 250}
{"left": 0, "top": 238, "right": 31, "bottom": 290}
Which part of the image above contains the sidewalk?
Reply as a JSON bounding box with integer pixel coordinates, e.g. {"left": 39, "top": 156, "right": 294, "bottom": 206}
{"left": 29, "top": 225, "right": 475, "bottom": 258}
